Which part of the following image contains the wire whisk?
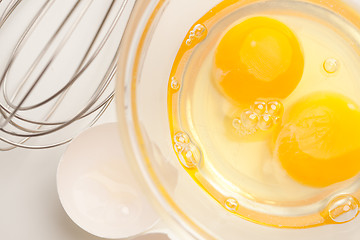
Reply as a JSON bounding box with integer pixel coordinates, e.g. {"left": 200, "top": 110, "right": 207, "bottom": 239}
{"left": 0, "top": 0, "right": 132, "bottom": 150}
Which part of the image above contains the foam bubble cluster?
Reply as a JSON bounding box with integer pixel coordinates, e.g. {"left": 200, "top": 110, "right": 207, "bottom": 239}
{"left": 174, "top": 132, "right": 201, "bottom": 168}
{"left": 233, "top": 99, "right": 283, "bottom": 135}
{"left": 186, "top": 24, "right": 207, "bottom": 46}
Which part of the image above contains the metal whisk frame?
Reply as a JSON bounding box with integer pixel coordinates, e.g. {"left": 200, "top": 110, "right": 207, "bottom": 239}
{"left": 0, "top": 0, "right": 131, "bottom": 150}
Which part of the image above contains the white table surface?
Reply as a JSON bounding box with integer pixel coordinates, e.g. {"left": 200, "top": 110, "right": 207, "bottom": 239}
{"left": 0, "top": 103, "right": 116, "bottom": 240}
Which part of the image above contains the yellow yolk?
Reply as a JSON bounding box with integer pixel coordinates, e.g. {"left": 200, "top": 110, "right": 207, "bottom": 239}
{"left": 275, "top": 92, "right": 360, "bottom": 188}
{"left": 214, "top": 16, "right": 304, "bottom": 104}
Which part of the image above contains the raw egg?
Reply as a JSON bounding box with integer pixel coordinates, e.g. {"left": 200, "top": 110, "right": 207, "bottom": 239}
{"left": 214, "top": 16, "right": 304, "bottom": 104}
{"left": 274, "top": 92, "right": 360, "bottom": 187}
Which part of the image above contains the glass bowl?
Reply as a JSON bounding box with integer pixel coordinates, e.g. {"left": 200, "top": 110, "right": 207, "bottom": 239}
{"left": 116, "top": 0, "right": 360, "bottom": 239}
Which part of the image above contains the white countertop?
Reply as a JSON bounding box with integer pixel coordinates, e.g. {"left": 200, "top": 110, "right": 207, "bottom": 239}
{"left": 0, "top": 104, "right": 119, "bottom": 240}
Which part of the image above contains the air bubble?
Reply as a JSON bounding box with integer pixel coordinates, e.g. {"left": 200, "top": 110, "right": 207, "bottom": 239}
{"left": 170, "top": 77, "right": 180, "bottom": 90}
{"left": 241, "top": 110, "right": 258, "bottom": 129}
{"left": 251, "top": 100, "right": 266, "bottom": 115}
{"left": 267, "top": 100, "right": 282, "bottom": 116}
{"left": 258, "top": 114, "right": 274, "bottom": 131}
{"left": 174, "top": 142, "right": 183, "bottom": 153}
{"left": 193, "top": 24, "right": 206, "bottom": 37}
{"left": 185, "top": 39, "right": 192, "bottom": 46}
{"left": 273, "top": 116, "right": 281, "bottom": 125}
{"left": 174, "top": 132, "right": 190, "bottom": 144}
{"left": 328, "top": 195, "right": 359, "bottom": 223}
{"left": 225, "top": 198, "right": 239, "bottom": 212}
{"left": 178, "top": 143, "right": 201, "bottom": 168}
{"left": 232, "top": 118, "right": 242, "bottom": 129}
{"left": 324, "top": 58, "right": 338, "bottom": 73}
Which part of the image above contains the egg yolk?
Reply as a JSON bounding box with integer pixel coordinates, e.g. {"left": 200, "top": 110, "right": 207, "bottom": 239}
{"left": 214, "top": 16, "right": 304, "bottom": 104}
{"left": 275, "top": 92, "right": 360, "bottom": 187}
